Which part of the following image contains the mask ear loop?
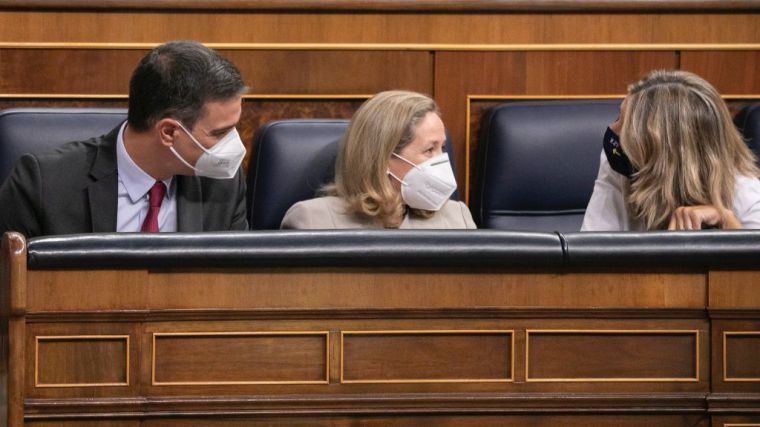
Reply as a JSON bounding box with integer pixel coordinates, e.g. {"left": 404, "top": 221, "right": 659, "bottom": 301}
{"left": 169, "top": 146, "right": 198, "bottom": 172}
{"left": 392, "top": 152, "right": 421, "bottom": 169}
{"left": 175, "top": 121, "right": 213, "bottom": 155}
{"left": 387, "top": 169, "right": 408, "bottom": 186}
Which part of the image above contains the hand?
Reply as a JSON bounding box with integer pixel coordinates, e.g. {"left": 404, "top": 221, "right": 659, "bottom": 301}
{"left": 667, "top": 205, "right": 742, "bottom": 230}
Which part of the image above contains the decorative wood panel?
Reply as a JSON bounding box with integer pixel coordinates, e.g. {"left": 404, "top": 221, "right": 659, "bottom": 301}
{"left": 709, "top": 271, "right": 760, "bottom": 308}
{"left": 681, "top": 51, "right": 760, "bottom": 95}
{"left": 341, "top": 330, "right": 513, "bottom": 383}
{"left": 152, "top": 331, "right": 329, "bottom": 385}
{"left": 0, "top": 49, "right": 432, "bottom": 95}
{"left": 710, "top": 320, "right": 760, "bottom": 394}
{"left": 142, "top": 270, "right": 705, "bottom": 311}
{"left": 0, "top": 12, "right": 757, "bottom": 44}
{"left": 526, "top": 330, "right": 699, "bottom": 382}
{"left": 724, "top": 332, "right": 760, "bottom": 382}
{"left": 34, "top": 335, "right": 129, "bottom": 387}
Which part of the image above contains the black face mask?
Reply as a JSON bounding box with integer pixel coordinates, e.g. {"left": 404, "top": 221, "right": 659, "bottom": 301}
{"left": 602, "top": 127, "right": 637, "bottom": 179}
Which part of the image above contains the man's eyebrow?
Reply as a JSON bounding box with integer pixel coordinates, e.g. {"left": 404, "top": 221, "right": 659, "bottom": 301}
{"left": 209, "top": 125, "right": 236, "bottom": 136}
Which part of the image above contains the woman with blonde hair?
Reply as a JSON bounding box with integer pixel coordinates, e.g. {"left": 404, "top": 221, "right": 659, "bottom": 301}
{"left": 582, "top": 70, "right": 760, "bottom": 231}
{"left": 281, "top": 90, "right": 476, "bottom": 229}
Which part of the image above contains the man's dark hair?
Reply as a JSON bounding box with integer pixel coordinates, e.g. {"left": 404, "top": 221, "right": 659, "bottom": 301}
{"left": 127, "top": 40, "right": 246, "bottom": 132}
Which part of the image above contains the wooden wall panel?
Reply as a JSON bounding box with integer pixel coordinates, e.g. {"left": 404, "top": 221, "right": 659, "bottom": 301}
{"left": 711, "top": 320, "right": 760, "bottom": 394}
{"left": 709, "top": 271, "right": 760, "bottom": 308}
{"left": 152, "top": 332, "right": 328, "bottom": 385}
{"left": 144, "top": 270, "right": 705, "bottom": 310}
{"left": 25, "top": 322, "right": 139, "bottom": 399}
{"left": 341, "top": 331, "right": 512, "bottom": 383}
{"left": 526, "top": 331, "right": 698, "bottom": 381}
{"left": 724, "top": 333, "right": 760, "bottom": 380}
{"left": 0, "top": 49, "right": 432, "bottom": 95}
{"left": 681, "top": 51, "right": 760, "bottom": 95}
{"left": 35, "top": 336, "right": 128, "bottom": 387}
{"left": 0, "top": 12, "right": 757, "bottom": 44}
{"left": 0, "top": 49, "right": 142, "bottom": 94}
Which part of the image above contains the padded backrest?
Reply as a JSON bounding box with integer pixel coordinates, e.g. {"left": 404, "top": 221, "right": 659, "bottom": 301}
{"left": 247, "top": 119, "right": 460, "bottom": 230}
{"left": 473, "top": 100, "right": 621, "bottom": 232}
{"left": 0, "top": 108, "right": 127, "bottom": 184}
{"left": 247, "top": 120, "right": 348, "bottom": 230}
{"left": 735, "top": 102, "right": 760, "bottom": 162}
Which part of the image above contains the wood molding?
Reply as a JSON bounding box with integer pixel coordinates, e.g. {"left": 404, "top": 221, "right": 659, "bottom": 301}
{"left": 22, "top": 392, "right": 710, "bottom": 419}
{"left": 0, "top": 0, "right": 758, "bottom": 12}
{"left": 24, "top": 308, "right": 710, "bottom": 323}
{"left": 1, "top": 42, "right": 760, "bottom": 51}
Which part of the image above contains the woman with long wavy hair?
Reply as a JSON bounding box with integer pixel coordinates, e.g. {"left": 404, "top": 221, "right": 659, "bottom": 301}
{"left": 582, "top": 70, "right": 760, "bottom": 231}
{"left": 281, "top": 90, "right": 475, "bottom": 229}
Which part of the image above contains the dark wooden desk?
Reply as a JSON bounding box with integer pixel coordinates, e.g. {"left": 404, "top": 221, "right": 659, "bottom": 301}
{"left": 2, "top": 231, "right": 759, "bottom": 426}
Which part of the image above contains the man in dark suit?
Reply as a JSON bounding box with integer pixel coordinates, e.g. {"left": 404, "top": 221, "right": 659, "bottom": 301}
{"left": 0, "top": 40, "right": 249, "bottom": 237}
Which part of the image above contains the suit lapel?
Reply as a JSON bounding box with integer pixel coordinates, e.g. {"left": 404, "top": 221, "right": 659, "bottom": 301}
{"left": 87, "top": 127, "right": 121, "bottom": 232}
{"left": 177, "top": 175, "right": 203, "bottom": 232}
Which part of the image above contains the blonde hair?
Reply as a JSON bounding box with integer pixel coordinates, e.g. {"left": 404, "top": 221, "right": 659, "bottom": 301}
{"left": 324, "top": 90, "right": 440, "bottom": 228}
{"left": 621, "top": 70, "right": 759, "bottom": 230}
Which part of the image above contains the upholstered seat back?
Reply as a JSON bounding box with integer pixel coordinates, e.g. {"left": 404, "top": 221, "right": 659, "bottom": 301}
{"left": 247, "top": 119, "right": 348, "bottom": 230}
{"left": 0, "top": 108, "right": 127, "bottom": 184}
{"left": 473, "top": 100, "right": 620, "bottom": 232}
{"left": 735, "top": 103, "right": 760, "bottom": 163}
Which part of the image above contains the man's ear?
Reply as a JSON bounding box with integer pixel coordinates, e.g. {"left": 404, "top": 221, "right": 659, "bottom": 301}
{"left": 156, "top": 119, "right": 179, "bottom": 147}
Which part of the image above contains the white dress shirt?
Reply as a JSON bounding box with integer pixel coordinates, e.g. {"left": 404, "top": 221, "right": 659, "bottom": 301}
{"left": 115, "top": 122, "right": 177, "bottom": 232}
{"left": 581, "top": 151, "right": 760, "bottom": 231}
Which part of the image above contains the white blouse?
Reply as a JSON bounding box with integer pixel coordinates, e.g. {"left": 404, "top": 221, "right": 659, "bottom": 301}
{"left": 581, "top": 151, "right": 760, "bottom": 231}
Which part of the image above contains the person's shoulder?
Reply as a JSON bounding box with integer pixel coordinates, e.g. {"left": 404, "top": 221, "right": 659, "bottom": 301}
{"left": 435, "top": 200, "right": 477, "bottom": 229}
{"left": 735, "top": 174, "right": 760, "bottom": 189}
{"left": 733, "top": 174, "right": 760, "bottom": 207}
{"left": 281, "top": 196, "right": 344, "bottom": 229}
{"left": 290, "top": 196, "right": 342, "bottom": 211}
{"left": 33, "top": 130, "right": 116, "bottom": 168}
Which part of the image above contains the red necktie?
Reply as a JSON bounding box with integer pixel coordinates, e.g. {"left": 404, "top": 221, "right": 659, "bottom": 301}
{"left": 140, "top": 181, "right": 166, "bottom": 232}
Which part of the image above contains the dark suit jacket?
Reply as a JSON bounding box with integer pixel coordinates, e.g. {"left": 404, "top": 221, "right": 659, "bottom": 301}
{"left": 0, "top": 125, "right": 248, "bottom": 238}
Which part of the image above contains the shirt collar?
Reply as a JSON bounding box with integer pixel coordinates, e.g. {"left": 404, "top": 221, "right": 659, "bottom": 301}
{"left": 116, "top": 122, "right": 173, "bottom": 203}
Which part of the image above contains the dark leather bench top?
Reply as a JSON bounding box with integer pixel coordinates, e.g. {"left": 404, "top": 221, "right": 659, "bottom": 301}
{"left": 25, "top": 230, "right": 760, "bottom": 270}
{"left": 26, "top": 230, "right": 563, "bottom": 269}
{"left": 561, "top": 231, "right": 760, "bottom": 269}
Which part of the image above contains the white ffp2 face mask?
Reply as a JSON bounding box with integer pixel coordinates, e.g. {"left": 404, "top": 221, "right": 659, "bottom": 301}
{"left": 388, "top": 152, "right": 457, "bottom": 211}
{"left": 170, "top": 121, "right": 246, "bottom": 179}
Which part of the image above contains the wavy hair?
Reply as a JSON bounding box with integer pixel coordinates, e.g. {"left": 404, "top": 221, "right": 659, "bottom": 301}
{"left": 324, "top": 90, "right": 440, "bottom": 228}
{"left": 621, "top": 70, "right": 759, "bottom": 229}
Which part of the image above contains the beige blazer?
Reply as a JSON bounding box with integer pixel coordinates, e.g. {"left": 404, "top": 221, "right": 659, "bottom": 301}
{"left": 280, "top": 196, "right": 477, "bottom": 229}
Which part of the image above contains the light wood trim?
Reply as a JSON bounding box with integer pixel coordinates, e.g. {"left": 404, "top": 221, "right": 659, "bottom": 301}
{"left": 1, "top": 42, "right": 760, "bottom": 51}
{"left": 2, "top": 232, "right": 27, "bottom": 427}
{"left": 0, "top": 93, "right": 371, "bottom": 100}
{"left": 723, "top": 331, "right": 760, "bottom": 382}
{"left": 340, "top": 329, "right": 515, "bottom": 384}
{"left": 1, "top": 0, "right": 758, "bottom": 12}
{"left": 151, "top": 331, "right": 330, "bottom": 386}
{"left": 524, "top": 329, "right": 700, "bottom": 383}
{"left": 34, "top": 335, "right": 130, "bottom": 388}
